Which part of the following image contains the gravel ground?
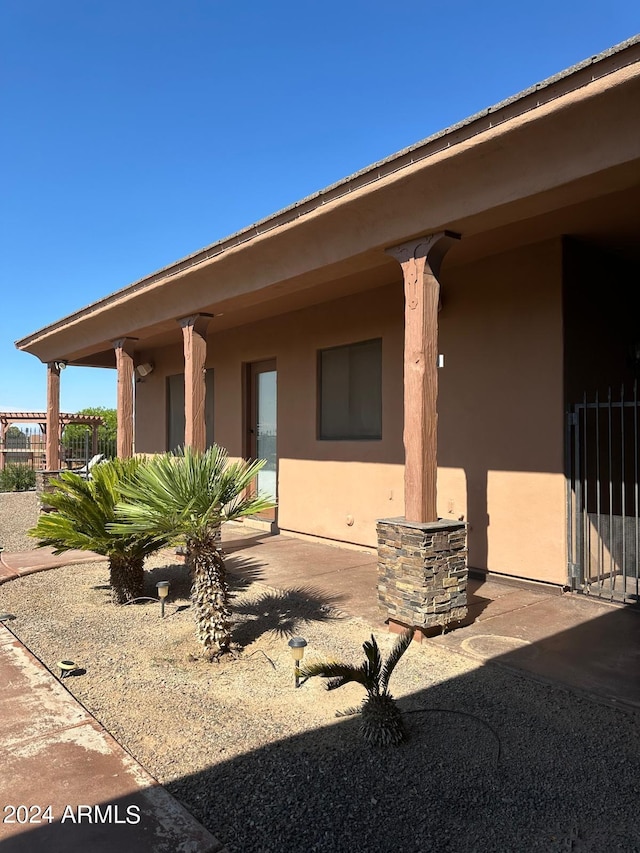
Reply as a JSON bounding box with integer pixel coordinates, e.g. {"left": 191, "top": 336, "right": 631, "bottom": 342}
{"left": 0, "top": 489, "right": 40, "bottom": 552}
{"left": 2, "top": 493, "right": 640, "bottom": 851}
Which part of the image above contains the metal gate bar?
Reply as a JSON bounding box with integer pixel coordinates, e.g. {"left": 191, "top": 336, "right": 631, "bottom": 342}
{"left": 566, "top": 384, "right": 640, "bottom": 603}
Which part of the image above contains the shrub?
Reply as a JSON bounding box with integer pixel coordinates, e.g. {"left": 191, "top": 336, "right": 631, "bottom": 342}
{"left": 301, "top": 630, "right": 415, "bottom": 747}
{"left": 0, "top": 465, "right": 36, "bottom": 492}
{"left": 112, "top": 445, "right": 276, "bottom": 656}
{"left": 30, "top": 458, "right": 168, "bottom": 604}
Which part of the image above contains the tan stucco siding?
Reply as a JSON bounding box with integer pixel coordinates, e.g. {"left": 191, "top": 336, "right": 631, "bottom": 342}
{"left": 438, "top": 239, "right": 565, "bottom": 583}
{"left": 135, "top": 239, "right": 566, "bottom": 582}
{"left": 135, "top": 283, "right": 406, "bottom": 548}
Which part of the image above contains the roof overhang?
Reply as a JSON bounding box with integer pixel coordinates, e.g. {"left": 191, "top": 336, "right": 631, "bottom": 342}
{"left": 16, "top": 37, "right": 640, "bottom": 367}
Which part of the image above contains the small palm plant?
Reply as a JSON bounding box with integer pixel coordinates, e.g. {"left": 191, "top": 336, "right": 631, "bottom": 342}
{"left": 301, "top": 629, "right": 415, "bottom": 747}
{"left": 29, "top": 457, "right": 166, "bottom": 604}
{"left": 111, "top": 445, "right": 275, "bottom": 658}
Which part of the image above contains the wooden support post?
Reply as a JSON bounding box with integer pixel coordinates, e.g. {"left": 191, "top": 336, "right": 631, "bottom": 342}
{"left": 113, "top": 338, "right": 136, "bottom": 459}
{"left": 46, "top": 362, "right": 62, "bottom": 470}
{"left": 386, "top": 232, "right": 460, "bottom": 523}
{"left": 179, "top": 314, "right": 212, "bottom": 453}
{"left": 0, "top": 418, "right": 6, "bottom": 471}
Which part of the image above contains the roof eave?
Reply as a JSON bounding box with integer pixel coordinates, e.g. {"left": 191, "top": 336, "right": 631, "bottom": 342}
{"left": 15, "top": 34, "right": 640, "bottom": 354}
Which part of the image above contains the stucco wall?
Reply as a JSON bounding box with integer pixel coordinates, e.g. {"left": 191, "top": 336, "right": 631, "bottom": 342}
{"left": 438, "top": 238, "right": 565, "bottom": 583}
{"left": 135, "top": 238, "right": 565, "bottom": 583}
{"left": 135, "top": 284, "right": 407, "bottom": 548}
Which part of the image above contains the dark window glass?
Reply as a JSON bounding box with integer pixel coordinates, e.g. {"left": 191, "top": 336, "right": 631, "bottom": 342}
{"left": 319, "top": 339, "right": 382, "bottom": 440}
{"left": 166, "top": 369, "right": 214, "bottom": 451}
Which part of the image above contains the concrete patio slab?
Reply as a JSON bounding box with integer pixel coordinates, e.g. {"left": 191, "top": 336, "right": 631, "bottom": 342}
{"left": 227, "top": 525, "right": 640, "bottom": 710}
{"left": 463, "top": 581, "right": 552, "bottom": 624}
{"left": 224, "top": 525, "right": 380, "bottom": 624}
{"left": 0, "top": 563, "right": 19, "bottom": 584}
{"left": 432, "top": 592, "right": 640, "bottom": 708}
{"left": 0, "top": 627, "right": 225, "bottom": 853}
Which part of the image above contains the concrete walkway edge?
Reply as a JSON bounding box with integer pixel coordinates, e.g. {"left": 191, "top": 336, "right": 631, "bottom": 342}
{"left": 0, "top": 555, "right": 226, "bottom": 853}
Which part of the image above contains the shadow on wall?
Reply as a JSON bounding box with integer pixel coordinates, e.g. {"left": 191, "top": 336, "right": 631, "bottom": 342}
{"left": 8, "top": 604, "right": 640, "bottom": 853}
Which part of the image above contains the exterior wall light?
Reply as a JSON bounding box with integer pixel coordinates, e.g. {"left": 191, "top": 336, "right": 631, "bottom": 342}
{"left": 135, "top": 362, "right": 154, "bottom": 377}
{"left": 288, "top": 636, "right": 307, "bottom": 688}
{"left": 53, "top": 361, "right": 67, "bottom": 371}
{"left": 156, "top": 581, "right": 170, "bottom": 617}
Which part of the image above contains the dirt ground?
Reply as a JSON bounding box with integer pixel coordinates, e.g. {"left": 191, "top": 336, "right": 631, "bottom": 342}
{"left": 0, "top": 549, "right": 475, "bottom": 776}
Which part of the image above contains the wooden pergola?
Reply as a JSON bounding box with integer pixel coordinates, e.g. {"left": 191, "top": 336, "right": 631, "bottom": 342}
{"left": 0, "top": 412, "right": 103, "bottom": 471}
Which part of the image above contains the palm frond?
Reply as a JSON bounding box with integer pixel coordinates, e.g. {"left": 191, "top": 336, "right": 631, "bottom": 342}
{"left": 299, "top": 661, "right": 372, "bottom": 691}
{"left": 380, "top": 629, "right": 415, "bottom": 692}
{"left": 362, "top": 635, "right": 382, "bottom": 695}
{"left": 112, "top": 444, "right": 276, "bottom": 544}
{"left": 29, "top": 458, "right": 164, "bottom": 560}
{"left": 335, "top": 706, "right": 362, "bottom": 718}
{"left": 302, "top": 631, "right": 413, "bottom": 747}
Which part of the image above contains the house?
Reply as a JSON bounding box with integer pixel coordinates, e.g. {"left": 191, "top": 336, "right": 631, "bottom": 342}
{"left": 16, "top": 37, "right": 640, "bottom": 620}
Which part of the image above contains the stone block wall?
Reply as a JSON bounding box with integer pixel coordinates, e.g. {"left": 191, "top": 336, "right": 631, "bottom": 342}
{"left": 377, "top": 517, "right": 467, "bottom": 631}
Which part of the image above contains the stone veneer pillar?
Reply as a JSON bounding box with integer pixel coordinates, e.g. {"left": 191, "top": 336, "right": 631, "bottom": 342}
{"left": 377, "top": 517, "right": 467, "bottom": 636}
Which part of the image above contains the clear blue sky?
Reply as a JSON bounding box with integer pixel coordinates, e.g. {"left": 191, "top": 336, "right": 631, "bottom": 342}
{"left": 1, "top": 1, "right": 638, "bottom": 415}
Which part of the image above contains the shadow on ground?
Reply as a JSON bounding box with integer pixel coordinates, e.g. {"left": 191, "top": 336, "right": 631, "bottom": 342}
{"left": 143, "top": 555, "right": 266, "bottom": 605}
{"left": 232, "top": 585, "right": 345, "bottom": 646}
{"left": 162, "top": 605, "right": 640, "bottom": 853}
{"left": 143, "top": 556, "right": 345, "bottom": 648}
{"left": 8, "top": 604, "right": 640, "bottom": 853}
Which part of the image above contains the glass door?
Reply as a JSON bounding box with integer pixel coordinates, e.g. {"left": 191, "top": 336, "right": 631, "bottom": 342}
{"left": 247, "top": 360, "right": 277, "bottom": 521}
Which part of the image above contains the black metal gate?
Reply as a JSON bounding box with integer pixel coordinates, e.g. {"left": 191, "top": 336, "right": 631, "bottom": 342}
{"left": 566, "top": 385, "right": 640, "bottom": 603}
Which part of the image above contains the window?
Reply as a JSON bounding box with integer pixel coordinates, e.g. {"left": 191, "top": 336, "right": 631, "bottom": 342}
{"left": 166, "top": 369, "right": 215, "bottom": 451}
{"left": 318, "top": 338, "right": 382, "bottom": 440}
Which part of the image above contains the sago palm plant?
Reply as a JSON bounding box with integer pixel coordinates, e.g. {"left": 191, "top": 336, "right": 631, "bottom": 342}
{"left": 111, "top": 445, "right": 275, "bottom": 657}
{"left": 301, "top": 629, "right": 415, "bottom": 747}
{"left": 30, "top": 457, "right": 165, "bottom": 604}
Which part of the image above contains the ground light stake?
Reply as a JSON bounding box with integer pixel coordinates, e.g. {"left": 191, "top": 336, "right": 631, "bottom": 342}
{"left": 288, "top": 636, "right": 307, "bottom": 688}
{"left": 57, "top": 660, "right": 78, "bottom": 678}
{"left": 156, "top": 581, "right": 170, "bottom": 617}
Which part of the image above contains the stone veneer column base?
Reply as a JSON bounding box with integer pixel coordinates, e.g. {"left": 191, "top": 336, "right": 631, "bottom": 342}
{"left": 35, "top": 470, "right": 66, "bottom": 512}
{"left": 377, "top": 517, "right": 468, "bottom": 638}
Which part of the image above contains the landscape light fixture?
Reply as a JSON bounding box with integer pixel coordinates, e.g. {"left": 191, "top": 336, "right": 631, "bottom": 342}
{"left": 156, "top": 581, "right": 170, "bottom": 617}
{"left": 57, "top": 659, "right": 78, "bottom": 678}
{"left": 0, "top": 613, "right": 16, "bottom": 623}
{"left": 288, "top": 636, "right": 307, "bottom": 688}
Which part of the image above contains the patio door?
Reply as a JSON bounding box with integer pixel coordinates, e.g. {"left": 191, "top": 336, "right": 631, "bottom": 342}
{"left": 247, "top": 360, "right": 277, "bottom": 521}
